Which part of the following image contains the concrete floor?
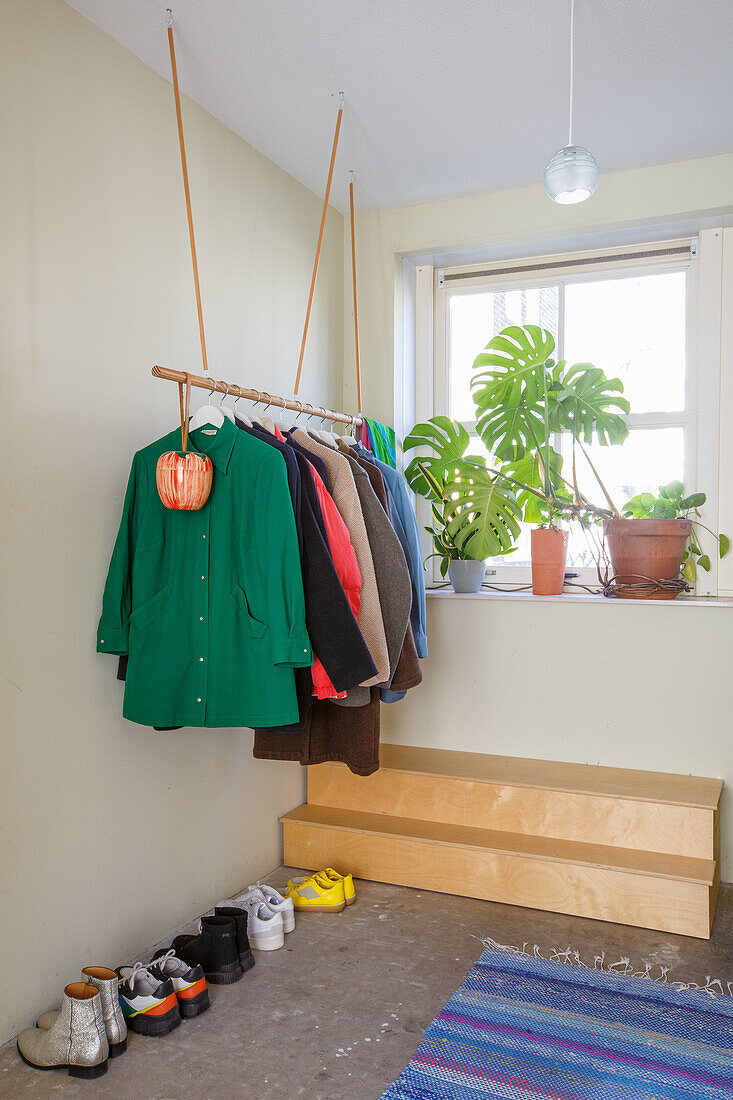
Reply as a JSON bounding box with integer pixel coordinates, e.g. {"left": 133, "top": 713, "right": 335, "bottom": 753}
{"left": 2, "top": 871, "right": 733, "bottom": 1099}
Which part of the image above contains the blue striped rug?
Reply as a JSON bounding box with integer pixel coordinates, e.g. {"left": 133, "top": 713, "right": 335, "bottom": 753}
{"left": 381, "top": 944, "right": 733, "bottom": 1099}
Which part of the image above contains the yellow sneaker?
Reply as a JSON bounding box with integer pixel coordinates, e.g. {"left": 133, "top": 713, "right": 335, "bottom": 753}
{"left": 287, "top": 872, "right": 346, "bottom": 913}
{"left": 289, "top": 868, "right": 356, "bottom": 906}
{"left": 323, "top": 867, "right": 356, "bottom": 906}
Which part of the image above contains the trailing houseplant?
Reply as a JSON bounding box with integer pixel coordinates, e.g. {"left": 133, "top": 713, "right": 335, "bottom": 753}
{"left": 603, "top": 481, "right": 729, "bottom": 597}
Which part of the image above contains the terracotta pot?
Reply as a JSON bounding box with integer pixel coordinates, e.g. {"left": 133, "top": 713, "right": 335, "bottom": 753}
{"left": 448, "top": 559, "right": 486, "bottom": 594}
{"left": 156, "top": 451, "right": 213, "bottom": 510}
{"left": 531, "top": 527, "right": 568, "bottom": 595}
{"left": 603, "top": 517, "right": 692, "bottom": 600}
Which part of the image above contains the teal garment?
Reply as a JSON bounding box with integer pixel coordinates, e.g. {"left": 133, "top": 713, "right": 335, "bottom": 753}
{"left": 97, "top": 418, "right": 312, "bottom": 728}
{"left": 364, "top": 417, "right": 397, "bottom": 468}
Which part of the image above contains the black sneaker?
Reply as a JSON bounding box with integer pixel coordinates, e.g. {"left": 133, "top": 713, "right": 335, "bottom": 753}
{"left": 165, "top": 915, "right": 243, "bottom": 985}
{"left": 215, "top": 906, "right": 256, "bottom": 973}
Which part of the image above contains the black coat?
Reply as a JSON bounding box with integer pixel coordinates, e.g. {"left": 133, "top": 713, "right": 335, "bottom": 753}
{"left": 237, "top": 422, "right": 376, "bottom": 699}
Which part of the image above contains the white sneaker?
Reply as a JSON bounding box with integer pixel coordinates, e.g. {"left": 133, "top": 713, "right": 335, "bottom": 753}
{"left": 245, "top": 882, "right": 296, "bottom": 934}
{"left": 239, "top": 895, "right": 284, "bottom": 951}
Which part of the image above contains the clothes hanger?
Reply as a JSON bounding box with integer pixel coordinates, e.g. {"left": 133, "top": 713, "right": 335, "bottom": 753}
{"left": 281, "top": 401, "right": 304, "bottom": 435}
{"left": 249, "top": 390, "right": 264, "bottom": 428}
{"left": 275, "top": 398, "right": 295, "bottom": 434}
{"left": 339, "top": 414, "right": 358, "bottom": 447}
{"left": 230, "top": 384, "right": 251, "bottom": 426}
{"left": 216, "top": 380, "right": 236, "bottom": 423}
{"left": 313, "top": 411, "right": 338, "bottom": 446}
{"left": 258, "top": 394, "right": 276, "bottom": 435}
{"left": 189, "top": 376, "right": 225, "bottom": 432}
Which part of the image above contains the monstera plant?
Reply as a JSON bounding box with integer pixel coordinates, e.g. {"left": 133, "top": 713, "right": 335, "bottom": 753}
{"left": 403, "top": 418, "right": 521, "bottom": 578}
{"left": 406, "top": 325, "right": 631, "bottom": 594}
{"left": 470, "top": 325, "right": 629, "bottom": 521}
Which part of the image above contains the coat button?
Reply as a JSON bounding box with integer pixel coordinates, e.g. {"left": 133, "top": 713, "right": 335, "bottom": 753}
{"left": 199, "top": 657, "right": 204, "bottom": 662}
{"left": 196, "top": 698, "right": 202, "bottom": 703}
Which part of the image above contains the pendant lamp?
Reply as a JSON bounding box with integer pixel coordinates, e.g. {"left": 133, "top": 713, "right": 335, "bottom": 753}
{"left": 543, "top": 0, "right": 599, "bottom": 204}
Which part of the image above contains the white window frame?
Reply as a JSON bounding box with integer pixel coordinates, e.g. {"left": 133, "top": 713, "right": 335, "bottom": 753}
{"left": 415, "top": 231, "right": 724, "bottom": 595}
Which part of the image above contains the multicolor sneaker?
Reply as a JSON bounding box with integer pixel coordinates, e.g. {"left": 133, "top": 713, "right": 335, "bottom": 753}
{"left": 148, "top": 950, "right": 210, "bottom": 1019}
{"left": 116, "top": 963, "right": 181, "bottom": 1036}
{"left": 289, "top": 867, "right": 356, "bottom": 906}
{"left": 287, "top": 872, "right": 346, "bottom": 913}
{"left": 242, "top": 882, "right": 295, "bottom": 933}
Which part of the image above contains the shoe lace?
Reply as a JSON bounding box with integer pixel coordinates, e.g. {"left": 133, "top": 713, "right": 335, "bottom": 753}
{"left": 125, "top": 961, "right": 152, "bottom": 991}
{"left": 255, "top": 880, "right": 286, "bottom": 902}
{"left": 153, "top": 948, "right": 176, "bottom": 972}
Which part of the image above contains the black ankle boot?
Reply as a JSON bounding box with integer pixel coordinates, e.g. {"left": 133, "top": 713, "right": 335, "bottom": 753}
{"left": 167, "top": 916, "right": 243, "bottom": 985}
{"left": 215, "top": 907, "right": 255, "bottom": 973}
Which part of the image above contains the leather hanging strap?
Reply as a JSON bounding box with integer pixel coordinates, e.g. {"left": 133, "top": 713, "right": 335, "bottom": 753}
{"left": 179, "top": 372, "right": 192, "bottom": 452}
{"left": 348, "top": 174, "right": 362, "bottom": 414}
{"left": 167, "top": 12, "right": 209, "bottom": 375}
{"left": 294, "top": 101, "right": 343, "bottom": 394}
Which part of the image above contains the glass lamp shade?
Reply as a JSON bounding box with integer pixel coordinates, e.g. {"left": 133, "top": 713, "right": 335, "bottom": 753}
{"left": 543, "top": 144, "right": 599, "bottom": 204}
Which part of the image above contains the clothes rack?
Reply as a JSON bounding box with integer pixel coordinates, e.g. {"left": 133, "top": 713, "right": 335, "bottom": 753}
{"left": 151, "top": 365, "right": 364, "bottom": 428}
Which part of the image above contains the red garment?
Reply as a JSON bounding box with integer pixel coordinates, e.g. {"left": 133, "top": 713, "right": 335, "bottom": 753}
{"left": 273, "top": 425, "right": 286, "bottom": 442}
{"left": 308, "top": 464, "right": 363, "bottom": 700}
{"left": 359, "top": 420, "right": 372, "bottom": 450}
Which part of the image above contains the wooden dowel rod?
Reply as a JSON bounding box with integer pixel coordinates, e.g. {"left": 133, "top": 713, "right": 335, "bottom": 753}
{"left": 167, "top": 21, "right": 209, "bottom": 374}
{"left": 348, "top": 177, "right": 362, "bottom": 414}
{"left": 152, "top": 365, "right": 362, "bottom": 426}
{"left": 293, "top": 105, "right": 343, "bottom": 395}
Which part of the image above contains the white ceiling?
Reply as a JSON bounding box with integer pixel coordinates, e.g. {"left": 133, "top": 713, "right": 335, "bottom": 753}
{"left": 67, "top": 0, "right": 733, "bottom": 212}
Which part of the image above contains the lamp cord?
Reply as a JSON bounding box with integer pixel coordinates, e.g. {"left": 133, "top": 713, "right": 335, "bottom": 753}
{"left": 568, "top": 0, "right": 575, "bottom": 147}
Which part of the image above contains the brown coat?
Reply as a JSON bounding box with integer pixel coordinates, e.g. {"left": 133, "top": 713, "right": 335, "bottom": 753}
{"left": 252, "top": 687, "right": 381, "bottom": 776}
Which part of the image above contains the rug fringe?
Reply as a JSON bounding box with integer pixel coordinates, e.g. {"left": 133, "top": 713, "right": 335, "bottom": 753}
{"left": 475, "top": 934, "right": 733, "bottom": 998}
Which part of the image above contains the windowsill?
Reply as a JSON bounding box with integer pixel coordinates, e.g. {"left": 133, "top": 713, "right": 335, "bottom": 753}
{"left": 426, "top": 588, "right": 733, "bottom": 607}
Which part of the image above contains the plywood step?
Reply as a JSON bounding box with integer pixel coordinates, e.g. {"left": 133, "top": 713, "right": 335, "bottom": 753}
{"left": 281, "top": 804, "right": 717, "bottom": 939}
{"left": 307, "top": 745, "right": 722, "bottom": 859}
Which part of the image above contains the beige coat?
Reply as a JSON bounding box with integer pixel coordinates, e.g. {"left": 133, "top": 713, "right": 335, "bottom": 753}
{"left": 292, "top": 430, "right": 390, "bottom": 685}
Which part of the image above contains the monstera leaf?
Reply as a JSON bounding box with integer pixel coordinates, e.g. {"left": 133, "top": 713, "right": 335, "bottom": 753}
{"left": 471, "top": 325, "right": 557, "bottom": 461}
{"left": 403, "top": 416, "right": 478, "bottom": 500}
{"left": 500, "top": 447, "right": 567, "bottom": 524}
{"left": 549, "top": 363, "right": 630, "bottom": 445}
{"left": 443, "top": 464, "right": 522, "bottom": 560}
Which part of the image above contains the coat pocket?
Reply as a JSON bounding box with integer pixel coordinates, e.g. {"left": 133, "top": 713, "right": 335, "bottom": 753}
{"left": 229, "top": 585, "right": 268, "bottom": 639}
{"left": 129, "top": 585, "right": 172, "bottom": 630}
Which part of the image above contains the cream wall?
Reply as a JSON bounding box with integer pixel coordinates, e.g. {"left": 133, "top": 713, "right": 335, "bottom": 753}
{"left": 0, "top": 0, "right": 343, "bottom": 1044}
{"left": 348, "top": 158, "right": 733, "bottom": 878}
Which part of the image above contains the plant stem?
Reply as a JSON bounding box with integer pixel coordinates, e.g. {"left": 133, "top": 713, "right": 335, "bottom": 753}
{"left": 576, "top": 438, "right": 620, "bottom": 516}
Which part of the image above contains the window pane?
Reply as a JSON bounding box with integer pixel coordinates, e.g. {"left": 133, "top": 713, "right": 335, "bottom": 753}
{"left": 561, "top": 427, "right": 685, "bottom": 567}
{"left": 449, "top": 286, "right": 559, "bottom": 421}
{"left": 564, "top": 271, "right": 686, "bottom": 413}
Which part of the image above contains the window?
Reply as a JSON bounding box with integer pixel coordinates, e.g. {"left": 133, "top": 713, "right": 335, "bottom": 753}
{"left": 422, "top": 235, "right": 723, "bottom": 592}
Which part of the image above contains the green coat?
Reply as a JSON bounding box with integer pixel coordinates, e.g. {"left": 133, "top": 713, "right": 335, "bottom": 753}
{"left": 97, "top": 418, "right": 312, "bottom": 727}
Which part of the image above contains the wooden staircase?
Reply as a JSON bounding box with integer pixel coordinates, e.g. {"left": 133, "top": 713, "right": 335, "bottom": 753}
{"left": 281, "top": 745, "right": 723, "bottom": 939}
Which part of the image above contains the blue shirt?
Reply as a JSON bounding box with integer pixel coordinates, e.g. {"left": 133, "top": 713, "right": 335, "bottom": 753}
{"left": 354, "top": 444, "right": 428, "bottom": 659}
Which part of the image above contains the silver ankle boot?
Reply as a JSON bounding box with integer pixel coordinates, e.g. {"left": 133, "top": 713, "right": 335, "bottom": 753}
{"left": 81, "top": 966, "right": 127, "bottom": 1054}
{"left": 18, "top": 982, "right": 109, "bottom": 1079}
{"left": 37, "top": 966, "right": 127, "bottom": 1057}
